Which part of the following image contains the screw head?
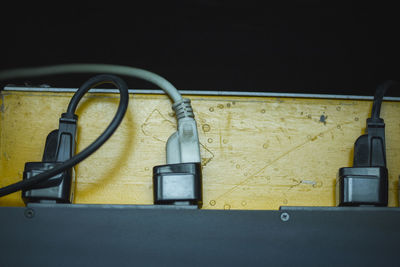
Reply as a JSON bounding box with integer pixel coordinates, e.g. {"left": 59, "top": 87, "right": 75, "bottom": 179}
{"left": 24, "top": 208, "right": 35, "bottom": 219}
{"left": 280, "top": 212, "right": 290, "bottom": 222}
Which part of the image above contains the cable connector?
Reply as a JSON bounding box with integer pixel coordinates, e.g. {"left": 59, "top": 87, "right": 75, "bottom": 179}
{"left": 22, "top": 113, "right": 77, "bottom": 204}
{"left": 153, "top": 98, "right": 202, "bottom": 207}
{"left": 336, "top": 119, "right": 388, "bottom": 206}
{"left": 153, "top": 162, "right": 202, "bottom": 206}
{"left": 166, "top": 98, "right": 201, "bottom": 164}
{"left": 336, "top": 82, "right": 392, "bottom": 207}
{"left": 353, "top": 118, "right": 386, "bottom": 168}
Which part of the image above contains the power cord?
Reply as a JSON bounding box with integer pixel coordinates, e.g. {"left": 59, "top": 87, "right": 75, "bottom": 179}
{"left": 0, "top": 64, "right": 202, "bottom": 203}
{"left": 0, "top": 64, "right": 181, "bottom": 102}
{"left": 0, "top": 74, "right": 129, "bottom": 197}
{"left": 337, "top": 80, "right": 399, "bottom": 206}
{"left": 371, "top": 80, "right": 398, "bottom": 121}
{"left": 0, "top": 64, "right": 200, "bottom": 165}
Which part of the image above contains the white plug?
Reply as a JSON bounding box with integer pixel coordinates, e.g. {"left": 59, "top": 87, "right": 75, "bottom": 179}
{"left": 166, "top": 98, "right": 201, "bottom": 164}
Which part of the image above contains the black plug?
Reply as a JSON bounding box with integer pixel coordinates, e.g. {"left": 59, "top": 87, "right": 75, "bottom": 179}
{"left": 22, "top": 113, "right": 77, "bottom": 204}
{"left": 336, "top": 118, "right": 388, "bottom": 206}
{"left": 153, "top": 163, "right": 202, "bottom": 207}
{"left": 336, "top": 81, "right": 397, "bottom": 207}
{"left": 152, "top": 99, "right": 203, "bottom": 208}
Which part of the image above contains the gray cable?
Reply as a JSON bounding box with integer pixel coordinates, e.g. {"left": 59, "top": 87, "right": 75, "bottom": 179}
{"left": 0, "top": 64, "right": 182, "bottom": 103}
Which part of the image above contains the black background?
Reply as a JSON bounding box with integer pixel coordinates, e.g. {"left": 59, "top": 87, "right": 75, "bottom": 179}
{"left": 1, "top": 1, "right": 399, "bottom": 96}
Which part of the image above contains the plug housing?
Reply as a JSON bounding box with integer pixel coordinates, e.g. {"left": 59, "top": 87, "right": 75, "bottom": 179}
{"left": 153, "top": 98, "right": 202, "bottom": 207}
{"left": 336, "top": 118, "right": 388, "bottom": 206}
{"left": 153, "top": 162, "right": 202, "bottom": 206}
{"left": 22, "top": 113, "right": 77, "bottom": 204}
{"left": 337, "top": 167, "right": 388, "bottom": 206}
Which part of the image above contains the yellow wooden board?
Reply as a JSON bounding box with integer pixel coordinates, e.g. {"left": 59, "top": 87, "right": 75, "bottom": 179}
{"left": 1, "top": 91, "right": 399, "bottom": 209}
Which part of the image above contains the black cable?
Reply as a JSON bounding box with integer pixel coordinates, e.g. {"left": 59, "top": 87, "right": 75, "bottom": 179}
{"left": 0, "top": 74, "right": 129, "bottom": 197}
{"left": 371, "top": 80, "right": 398, "bottom": 121}
{"left": 67, "top": 75, "right": 116, "bottom": 115}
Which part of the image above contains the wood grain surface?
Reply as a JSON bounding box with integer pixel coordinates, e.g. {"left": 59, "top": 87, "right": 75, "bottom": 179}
{"left": 1, "top": 91, "right": 399, "bottom": 209}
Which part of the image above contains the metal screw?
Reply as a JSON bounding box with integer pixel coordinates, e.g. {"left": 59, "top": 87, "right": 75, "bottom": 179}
{"left": 280, "top": 212, "right": 290, "bottom": 222}
{"left": 24, "top": 208, "right": 35, "bottom": 219}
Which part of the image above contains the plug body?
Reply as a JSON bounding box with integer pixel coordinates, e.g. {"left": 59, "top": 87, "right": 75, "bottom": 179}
{"left": 22, "top": 113, "right": 77, "bottom": 204}
{"left": 336, "top": 118, "right": 388, "bottom": 206}
{"left": 23, "top": 162, "right": 74, "bottom": 203}
{"left": 153, "top": 162, "right": 202, "bottom": 206}
{"left": 336, "top": 167, "right": 388, "bottom": 206}
{"left": 153, "top": 99, "right": 202, "bottom": 207}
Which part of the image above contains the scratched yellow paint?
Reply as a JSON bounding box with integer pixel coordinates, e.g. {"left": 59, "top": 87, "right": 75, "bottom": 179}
{"left": 0, "top": 91, "right": 399, "bottom": 209}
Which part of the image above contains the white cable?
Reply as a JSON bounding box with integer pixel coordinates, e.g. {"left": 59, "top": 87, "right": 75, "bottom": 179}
{"left": 0, "top": 63, "right": 201, "bottom": 164}
{"left": 0, "top": 64, "right": 182, "bottom": 103}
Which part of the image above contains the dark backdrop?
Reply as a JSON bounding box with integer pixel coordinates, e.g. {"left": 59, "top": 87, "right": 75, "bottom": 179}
{"left": 1, "top": 1, "right": 399, "bottom": 96}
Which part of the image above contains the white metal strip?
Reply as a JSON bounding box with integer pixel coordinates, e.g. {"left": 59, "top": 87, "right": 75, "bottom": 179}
{"left": 3, "top": 86, "right": 400, "bottom": 101}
